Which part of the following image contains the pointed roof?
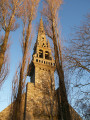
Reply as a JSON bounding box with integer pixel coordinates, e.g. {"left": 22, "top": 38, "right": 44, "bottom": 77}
{"left": 40, "top": 17, "right": 43, "bottom": 26}
{"left": 38, "top": 17, "right": 45, "bottom": 33}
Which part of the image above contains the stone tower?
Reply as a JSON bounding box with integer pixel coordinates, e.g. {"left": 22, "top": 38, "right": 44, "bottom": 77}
{"left": 25, "top": 18, "right": 56, "bottom": 120}
{"left": 28, "top": 17, "right": 55, "bottom": 88}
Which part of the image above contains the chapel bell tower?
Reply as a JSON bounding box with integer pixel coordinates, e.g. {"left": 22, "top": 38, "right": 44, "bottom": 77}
{"left": 28, "top": 18, "right": 56, "bottom": 89}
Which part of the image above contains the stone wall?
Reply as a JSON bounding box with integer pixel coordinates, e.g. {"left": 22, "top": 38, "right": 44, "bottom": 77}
{"left": 0, "top": 83, "right": 82, "bottom": 120}
{"left": 34, "top": 64, "right": 55, "bottom": 89}
{"left": 0, "top": 104, "right": 12, "bottom": 120}
{"left": 25, "top": 82, "right": 58, "bottom": 120}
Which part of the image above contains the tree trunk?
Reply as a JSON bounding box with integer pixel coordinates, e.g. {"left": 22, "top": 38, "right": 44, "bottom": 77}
{"left": 0, "top": 30, "right": 9, "bottom": 73}
{"left": 12, "top": 20, "right": 32, "bottom": 120}
{"left": 52, "top": 25, "right": 71, "bottom": 120}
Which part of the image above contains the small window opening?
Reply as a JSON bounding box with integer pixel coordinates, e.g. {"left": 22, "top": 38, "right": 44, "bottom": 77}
{"left": 45, "top": 51, "right": 49, "bottom": 60}
{"left": 43, "top": 43, "right": 46, "bottom": 47}
{"left": 46, "top": 43, "right": 48, "bottom": 47}
{"left": 36, "top": 59, "right": 38, "bottom": 62}
{"left": 39, "top": 49, "right": 43, "bottom": 58}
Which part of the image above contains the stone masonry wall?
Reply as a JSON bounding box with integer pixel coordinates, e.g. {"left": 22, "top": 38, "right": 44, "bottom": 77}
{"left": 35, "top": 65, "right": 55, "bottom": 90}
{"left": 25, "top": 81, "right": 58, "bottom": 120}
{"left": 0, "top": 84, "right": 82, "bottom": 120}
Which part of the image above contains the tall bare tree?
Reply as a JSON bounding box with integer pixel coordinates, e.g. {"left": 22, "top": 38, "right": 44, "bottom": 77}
{"left": 0, "top": 0, "right": 23, "bottom": 87}
{"left": 64, "top": 14, "right": 90, "bottom": 120}
{"left": 0, "top": 35, "right": 9, "bottom": 88}
{"left": 65, "top": 14, "right": 90, "bottom": 73}
{"left": 11, "top": 0, "right": 40, "bottom": 120}
{"left": 42, "top": 0, "right": 71, "bottom": 120}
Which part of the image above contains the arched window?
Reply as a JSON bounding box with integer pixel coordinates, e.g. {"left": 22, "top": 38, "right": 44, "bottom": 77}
{"left": 39, "top": 49, "right": 43, "bottom": 58}
{"left": 45, "top": 51, "right": 49, "bottom": 59}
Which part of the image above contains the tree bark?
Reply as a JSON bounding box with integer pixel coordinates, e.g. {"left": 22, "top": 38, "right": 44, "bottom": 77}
{"left": 52, "top": 24, "right": 71, "bottom": 120}
{"left": 0, "top": 30, "right": 9, "bottom": 73}
{"left": 12, "top": 19, "right": 32, "bottom": 120}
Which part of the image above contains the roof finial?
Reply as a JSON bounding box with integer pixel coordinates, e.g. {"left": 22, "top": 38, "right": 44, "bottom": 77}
{"left": 38, "top": 17, "right": 45, "bottom": 33}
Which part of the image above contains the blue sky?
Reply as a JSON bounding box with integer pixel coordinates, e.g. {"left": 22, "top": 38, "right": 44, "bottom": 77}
{"left": 0, "top": 0, "right": 90, "bottom": 112}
